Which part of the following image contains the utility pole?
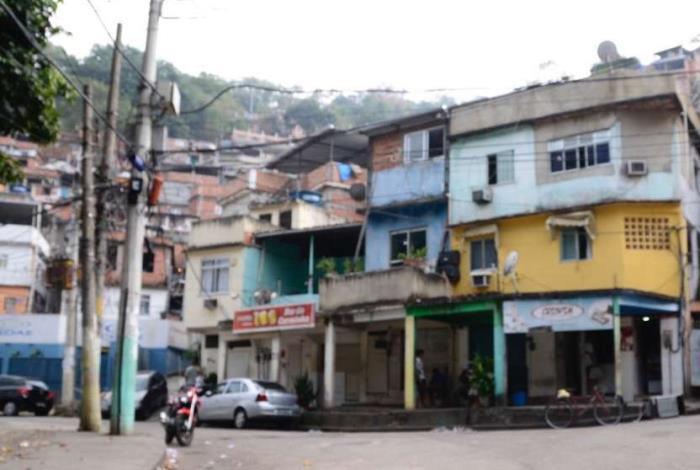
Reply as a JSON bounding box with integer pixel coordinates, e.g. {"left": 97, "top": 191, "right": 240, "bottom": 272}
{"left": 60, "top": 217, "right": 79, "bottom": 414}
{"left": 79, "top": 84, "right": 102, "bottom": 432}
{"left": 111, "top": 0, "right": 163, "bottom": 435}
{"left": 96, "top": 24, "right": 123, "bottom": 332}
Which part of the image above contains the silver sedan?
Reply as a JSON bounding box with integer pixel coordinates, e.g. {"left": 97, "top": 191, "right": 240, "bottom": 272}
{"left": 198, "top": 378, "right": 302, "bottom": 429}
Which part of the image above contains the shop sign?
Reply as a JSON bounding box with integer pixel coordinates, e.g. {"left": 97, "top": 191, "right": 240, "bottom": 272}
{"left": 233, "top": 303, "right": 315, "bottom": 333}
{"left": 504, "top": 297, "right": 613, "bottom": 334}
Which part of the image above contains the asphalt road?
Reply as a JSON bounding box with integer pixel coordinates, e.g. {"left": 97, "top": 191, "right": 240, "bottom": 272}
{"left": 170, "top": 415, "right": 700, "bottom": 470}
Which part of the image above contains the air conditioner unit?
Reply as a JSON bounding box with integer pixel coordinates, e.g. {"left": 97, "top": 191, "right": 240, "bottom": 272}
{"left": 203, "top": 298, "right": 218, "bottom": 310}
{"left": 625, "top": 160, "right": 648, "bottom": 176}
{"left": 470, "top": 269, "right": 493, "bottom": 288}
{"left": 472, "top": 187, "right": 493, "bottom": 204}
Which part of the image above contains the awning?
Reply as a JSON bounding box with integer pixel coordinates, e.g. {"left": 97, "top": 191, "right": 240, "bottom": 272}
{"left": 619, "top": 294, "right": 679, "bottom": 316}
{"left": 545, "top": 211, "right": 596, "bottom": 239}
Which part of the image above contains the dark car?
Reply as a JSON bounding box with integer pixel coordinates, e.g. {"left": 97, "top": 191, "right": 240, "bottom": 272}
{"left": 101, "top": 371, "right": 168, "bottom": 420}
{"left": 0, "top": 375, "right": 55, "bottom": 416}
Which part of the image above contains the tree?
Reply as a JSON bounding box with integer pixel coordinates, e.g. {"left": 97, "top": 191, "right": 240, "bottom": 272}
{"left": 0, "top": 0, "right": 69, "bottom": 182}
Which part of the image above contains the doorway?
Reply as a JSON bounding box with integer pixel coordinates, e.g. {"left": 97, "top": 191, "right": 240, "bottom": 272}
{"left": 636, "top": 317, "right": 662, "bottom": 395}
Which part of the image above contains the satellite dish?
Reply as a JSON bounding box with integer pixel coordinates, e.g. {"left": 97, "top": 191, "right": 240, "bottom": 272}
{"left": 503, "top": 251, "right": 519, "bottom": 277}
{"left": 597, "top": 41, "right": 622, "bottom": 63}
{"left": 349, "top": 183, "right": 366, "bottom": 202}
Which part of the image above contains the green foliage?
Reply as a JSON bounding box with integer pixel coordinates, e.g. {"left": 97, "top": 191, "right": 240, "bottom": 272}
{"left": 0, "top": 151, "right": 24, "bottom": 184}
{"left": 293, "top": 373, "right": 317, "bottom": 409}
{"left": 0, "top": 0, "right": 70, "bottom": 142}
{"left": 48, "top": 45, "right": 454, "bottom": 141}
{"left": 398, "top": 246, "right": 427, "bottom": 261}
{"left": 342, "top": 257, "right": 364, "bottom": 274}
{"left": 316, "top": 257, "right": 337, "bottom": 277}
{"left": 468, "top": 355, "right": 495, "bottom": 399}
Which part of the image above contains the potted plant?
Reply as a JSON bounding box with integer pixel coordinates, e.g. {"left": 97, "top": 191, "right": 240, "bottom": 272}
{"left": 398, "top": 247, "right": 428, "bottom": 268}
{"left": 342, "top": 257, "right": 364, "bottom": 274}
{"left": 468, "top": 355, "right": 495, "bottom": 407}
{"left": 316, "top": 257, "right": 337, "bottom": 278}
{"left": 293, "top": 373, "right": 317, "bottom": 410}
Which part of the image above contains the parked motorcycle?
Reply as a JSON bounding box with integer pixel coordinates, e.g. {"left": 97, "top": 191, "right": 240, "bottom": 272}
{"left": 160, "top": 386, "right": 201, "bottom": 446}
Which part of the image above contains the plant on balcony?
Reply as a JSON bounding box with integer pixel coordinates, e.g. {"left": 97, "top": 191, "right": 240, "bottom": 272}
{"left": 294, "top": 373, "right": 318, "bottom": 409}
{"left": 398, "top": 247, "right": 428, "bottom": 268}
{"left": 468, "top": 355, "right": 495, "bottom": 406}
{"left": 342, "top": 257, "right": 364, "bottom": 274}
{"left": 316, "top": 257, "right": 337, "bottom": 277}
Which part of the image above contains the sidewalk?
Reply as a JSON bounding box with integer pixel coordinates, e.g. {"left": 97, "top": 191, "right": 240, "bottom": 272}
{"left": 0, "top": 417, "right": 168, "bottom": 469}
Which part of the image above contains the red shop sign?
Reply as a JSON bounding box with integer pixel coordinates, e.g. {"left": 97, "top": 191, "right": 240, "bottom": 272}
{"left": 233, "top": 303, "right": 315, "bottom": 333}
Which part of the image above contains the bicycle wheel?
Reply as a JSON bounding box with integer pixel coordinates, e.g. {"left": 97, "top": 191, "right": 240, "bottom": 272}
{"left": 593, "top": 395, "right": 624, "bottom": 425}
{"left": 545, "top": 397, "right": 573, "bottom": 429}
{"left": 630, "top": 399, "right": 650, "bottom": 423}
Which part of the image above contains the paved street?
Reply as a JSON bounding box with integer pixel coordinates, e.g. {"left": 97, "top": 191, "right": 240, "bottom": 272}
{"left": 171, "top": 414, "right": 700, "bottom": 469}
{"left": 3, "top": 415, "right": 700, "bottom": 469}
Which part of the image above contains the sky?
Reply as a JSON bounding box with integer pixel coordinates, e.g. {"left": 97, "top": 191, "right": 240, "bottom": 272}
{"left": 53, "top": 0, "right": 700, "bottom": 103}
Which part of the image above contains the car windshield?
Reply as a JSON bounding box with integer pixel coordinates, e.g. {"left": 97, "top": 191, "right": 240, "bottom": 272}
{"left": 254, "top": 381, "right": 287, "bottom": 392}
{"left": 135, "top": 375, "right": 150, "bottom": 391}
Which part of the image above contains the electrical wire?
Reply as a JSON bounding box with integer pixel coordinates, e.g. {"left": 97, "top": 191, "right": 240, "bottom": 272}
{"left": 0, "top": 0, "right": 134, "bottom": 152}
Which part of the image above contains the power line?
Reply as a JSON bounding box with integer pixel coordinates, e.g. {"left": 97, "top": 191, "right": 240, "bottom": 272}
{"left": 0, "top": 0, "right": 133, "bottom": 152}
{"left": 83, "top": 0, "right": 167, "bottom": 103}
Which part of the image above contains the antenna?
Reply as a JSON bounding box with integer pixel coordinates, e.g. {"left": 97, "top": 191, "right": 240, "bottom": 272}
{"left": 597, "top": 41, "right": 622, "bottom": 63}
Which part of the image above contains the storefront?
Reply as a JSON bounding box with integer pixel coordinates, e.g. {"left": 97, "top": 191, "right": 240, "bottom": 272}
{"left": 504, "top": 294, "right": 681, "bottom": 404}
{"left": 218, "top": 302, "right": 321, "bottom": 393}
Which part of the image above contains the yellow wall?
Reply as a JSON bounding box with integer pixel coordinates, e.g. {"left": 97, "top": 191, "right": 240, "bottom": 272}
{"left": 451, "top": 202, "right": 684, "bottom": 299}
{"left": 183, "top": 245, "right": 247, "bottom": 332}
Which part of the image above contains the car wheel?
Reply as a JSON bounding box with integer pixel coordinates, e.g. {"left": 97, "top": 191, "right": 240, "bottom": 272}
{"left": 3, "top": 402, "right": 18, "bottom": 417}
{"left": 233, "top": 409, "right": 247, "bottom": 429}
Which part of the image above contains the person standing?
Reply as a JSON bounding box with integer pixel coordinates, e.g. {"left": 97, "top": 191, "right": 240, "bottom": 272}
{"left": 415, "top": 349, "right": 427, "bottom": 408}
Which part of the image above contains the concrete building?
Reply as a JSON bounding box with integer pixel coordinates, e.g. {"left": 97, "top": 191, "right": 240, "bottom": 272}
{"left": 0, "top": 224, "right": 49, "bottom": 314}
{"left": 413, "top": 70, "right": 700, "bottom": 408}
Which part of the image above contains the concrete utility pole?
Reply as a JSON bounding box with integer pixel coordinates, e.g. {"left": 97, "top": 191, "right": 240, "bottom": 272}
{"left": 79, "top": 84, "right": 102, "bottom": 432}
{"left": 111, "top": 0, "right": 163, "bottom": 435}
{"left": 60, "top": 218, "right": 79, "bottom": 413}
{"left": 96, "top": 23, "right": 123, "bottom": 331}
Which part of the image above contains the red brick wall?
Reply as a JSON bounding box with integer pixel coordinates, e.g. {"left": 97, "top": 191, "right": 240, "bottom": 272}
{"left": 371, "top": 132, "right": 402, "bottom": 171}
{"left": 0, "top": 286, "right": 30, "bottom": 314}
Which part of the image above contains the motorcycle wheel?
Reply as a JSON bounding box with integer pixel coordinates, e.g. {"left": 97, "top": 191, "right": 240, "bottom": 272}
{"left": 175, "top": 414, "right": 194, "bottom": 447}
{"left": 165, "top": 427, "right": 175, "bottom": 445}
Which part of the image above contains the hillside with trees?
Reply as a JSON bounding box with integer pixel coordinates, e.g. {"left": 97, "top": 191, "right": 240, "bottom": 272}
{"left": 50, "top": 43, "right": 455, "bottom": 141}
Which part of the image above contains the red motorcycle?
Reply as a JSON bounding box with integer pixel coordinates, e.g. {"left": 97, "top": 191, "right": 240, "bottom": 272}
{"left": 160, "top": 386, "right": 201, "bottom": 446}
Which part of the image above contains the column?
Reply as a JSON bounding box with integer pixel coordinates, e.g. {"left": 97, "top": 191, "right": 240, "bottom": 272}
{"left": 270, "top": 334, "right": 281, "bottom": 383}
{"left": 216, "top": 334, "right": 226, "bottom": 381}
{"left": 453, "top": 327, "right": 469, "bottom": 381}
{"left": 492, "top": 307, "right": 506, "bottom": 404}
{"left": 613, "top": 296, "right": 622, "bottom": 396}
{"left": 323, "top": 318, "right": 336, "bottom": 409}
{"left": 358, "top": 328, "right": 368, "bottom": 403}
{"left": 404, "top": 315, "right": 416, "bottom": 410}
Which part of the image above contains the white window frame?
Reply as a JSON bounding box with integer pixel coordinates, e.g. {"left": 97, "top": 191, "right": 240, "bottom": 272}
{"left": 403, "top": 127, "right": 444, "bottom": 163}
{"left": 139, "top": 294, "right": 151, "bottom": 316}
{"left": 4, "top": 297, "right": 19, "bottom": 314}
{"left": 201, "top": 257, "right": 229, "bottom": 295}
{"left": 548, "top": 129, "right": 611, "bottom": 174}
{"left": 560, "top": 228, "right": 592, "bottom": 262}
{"left": 470, "top": 237, "right": 498, "bottom": 271}
{"left": 0, "top": 254, "right": 8, "bottom": 269}
{"left": 390, "top": 227, "right": 428, "bottom": 266}
{"left": 487, "top": 150, "right": 515, "bottom": 185}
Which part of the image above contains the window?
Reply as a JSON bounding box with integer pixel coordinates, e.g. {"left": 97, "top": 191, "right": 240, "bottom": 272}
{"left": 259, "top": 213, "right": 272, "bottom": 223}
{"left": 205, "top": 334, "right": 219, "bottom": 348}
{"left": 4, "top": 297, "right": 19, "bottom": 314}
{"left": 201, "top": 258, "right": 229, "bottom": 294}
{"left": 227, "top": 381, "right": 242, "bottom": 394}
{"left": 0, "top": 254, "right": 8, "bottom": 269}
{"left": 279, "top": 210, "right": 292, "bottom": 229}
{"left": 403, "top": 127, "right": 444, "bottom": 162}
{"left": 107, "top": 243, "right": 118, "bottom": 271}
{"left": 215, "top": 383, "right": 227, "bottom": 394}
{"left": 561, "top": 228, "right": 591, "bottom": 261}
{"left": 139, "top": 294, "right": 150, "bottom": 316}
{"left": 549, "top": 130, "right": 611, "bottom": 173}
{"left": 487, "top": 150, "right": 515, "bottom": 185}
{"left": 470, "top": 238, "right": 497, "bottom": 271}
{"left": 390, "top": 228, "right": 427, "bottom": 266}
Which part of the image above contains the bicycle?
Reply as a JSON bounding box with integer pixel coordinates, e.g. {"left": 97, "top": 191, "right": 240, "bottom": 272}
{"left": 545, "top": 387, "right": 624, "bottom": 429}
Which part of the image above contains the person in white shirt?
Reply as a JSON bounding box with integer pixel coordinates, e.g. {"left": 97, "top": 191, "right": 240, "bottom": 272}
{"left": 415, "top": 349, "right": 427, "bottom": 408}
